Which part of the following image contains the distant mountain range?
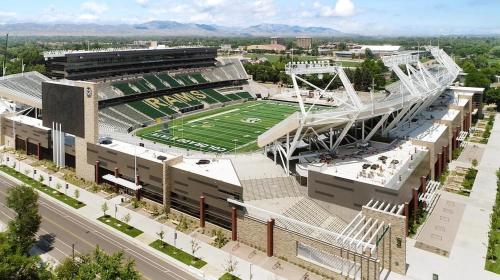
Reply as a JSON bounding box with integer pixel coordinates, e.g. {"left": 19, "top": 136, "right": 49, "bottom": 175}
{"left": 0, "top": 21, "right": 349, "bottom": 37}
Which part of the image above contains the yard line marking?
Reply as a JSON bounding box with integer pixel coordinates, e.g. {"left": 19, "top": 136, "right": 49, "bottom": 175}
{"left": 185, "top": 108, "right": 240, "bottom": 124}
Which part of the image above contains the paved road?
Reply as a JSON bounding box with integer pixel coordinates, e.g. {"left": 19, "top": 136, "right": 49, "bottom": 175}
{"left": 0, "top": 175, "right": 197, "bottom": 280}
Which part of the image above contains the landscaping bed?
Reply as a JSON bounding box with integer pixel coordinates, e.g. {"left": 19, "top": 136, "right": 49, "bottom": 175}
{"left": 486, "top": 168, "right": 500, "bottom": 274}
{"left": 149, "top": 239, "right": 206, "bottom": 269}
{"left": 219, "top": 272, "right": 241, "bottom": 280}
{"left": 0, "top": 165, "right": 85, "bottom": 209}
{"left": 459, "top": 167, "right": 478, "bottom": 196}
{"left": 97, "top": 215, "right": 143, "bottom": 237}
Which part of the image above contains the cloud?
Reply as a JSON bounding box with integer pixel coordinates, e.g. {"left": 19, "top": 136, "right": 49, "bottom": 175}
{"left": 136, "top": 0, "right": 149, "bottom": 7}
{"left": 81, "top": 1, "right": 109, "bottom": 14}
{"left": 253, "top": 0, "right": 276, "bottom": 17}
{"left": 198, "top": 0, "right": 226, "bottom": 7}
{"left": 314, "top": 0, "right": 355, "bottom": 17}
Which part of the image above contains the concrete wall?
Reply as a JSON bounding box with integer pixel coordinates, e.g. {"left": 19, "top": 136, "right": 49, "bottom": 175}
{"left": 307, "top": 152, "right": 430, "bottom": 212}
{"left": 169, "top": 166, "right": 242, "bottom": 227}
{"left": 75, "top": 81, "right": 98, "bottom": 182}
{"left": 411, "top": 127, "right": 449, "bottom": 180}
{"left": 361, "top": 206, "right": 406, "bottom": 275}
{"left": 237, "top": 214, "right": 399, "bottom": 279}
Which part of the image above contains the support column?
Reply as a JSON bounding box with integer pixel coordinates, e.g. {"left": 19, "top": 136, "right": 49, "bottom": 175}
{"left": 24, "top": 138, "right": 29, "bottom": 154}
{"left": 94, "top": 160, "right": 100, "bottom": 183}
{"left": 37, "top": 143, "right": 41, "bottom": 160}
{"left": 445, "top": 145, "right": 450, "bottom": 163}
{"left": 114, "top": 168, "right": 120, "bottom": 192}
{"left": 199, "top": 196, "right": 205, "bottom": 228}
{"left": 412, "top": 188, "right": 418, "bottom": 225}
{"left": 421, "top": 176, "right": 427, "bottom": 208}
{"left": 420, "top": 176, "right": 427, "bottom": 193}
{"left": 467, "top": 112, "right": 471, "bottom": 131}
{"left": 231, "top": 207, "right": 237, "bottom": 241}
{"left": 404, "top": 202, "right": 409, "bottom": 236}
{"left": 451, "top": 129, "right": 457, "bottom": 151}
{"left": 267, "top": 219, "right": 274, "bottom": 257}
{"left": 437, "top": 152, "right": 443, "bottom": 178}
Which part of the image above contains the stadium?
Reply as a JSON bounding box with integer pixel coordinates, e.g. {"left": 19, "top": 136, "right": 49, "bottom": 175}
{"left": 0, "top": 44, "right": 484, "bottom": 279}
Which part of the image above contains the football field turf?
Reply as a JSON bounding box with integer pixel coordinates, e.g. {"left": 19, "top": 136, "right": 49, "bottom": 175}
{"left": 136, "top": 101, "right": 305, "bottom": 153}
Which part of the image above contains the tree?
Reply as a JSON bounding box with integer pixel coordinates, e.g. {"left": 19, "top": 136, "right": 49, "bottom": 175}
{"left": 54, "top": 246, "right": 140, "bottom": 280}
{"left": 73, "top": 189, "right": 79, "bottom": 200}
{"left": 101, "top": 202, "right": 109, "bottom": 217}
{"left": 224, "top": 255, "right": 238, "bottom": 276}
{"left": 122, "top": 213, "right": 131, "bottom": 226}
{"left": 365, "top": 48, "right": 375, "bottom": 60}
{"left": 190, "top": 238, "right": 201, "bottom": 262}
{"left": 0, "top": 234, "right": 53, "bottom": 280}
{"left": 156, "top": 229, "right": 165, "bottom": 247}
{"left": 0, "top": 185, "right": 51, "bottom": 280}
{"left": 491, "top": 46, "right": 500, "bottom": 58}
{"left": 6, "top": 185, "right": 41, "bottom": 254}
{"left": 465, "top": 69, "right": 491, "bottom": 88}
{"left": 485, "top": 88, "right": 500, "bottom": 110}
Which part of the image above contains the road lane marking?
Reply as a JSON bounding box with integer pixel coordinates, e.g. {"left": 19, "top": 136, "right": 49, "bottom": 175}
{"left": 0, "top": 174, "right": 193, "bottom": 280}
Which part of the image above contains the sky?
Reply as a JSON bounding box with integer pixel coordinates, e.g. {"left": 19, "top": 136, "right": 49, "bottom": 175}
{"left": 0, "top": 0, "right": 499, "bottom": 36}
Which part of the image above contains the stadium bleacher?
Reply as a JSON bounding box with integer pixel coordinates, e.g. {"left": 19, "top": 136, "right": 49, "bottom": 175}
{"left": 100, "top": 88, "right": 255, "bottom": 131}
{"left": 200, "top": 89, "right": 232, "bottom": 103}
{"left": 100, "top": 58, "right": 251, "bottom": 132}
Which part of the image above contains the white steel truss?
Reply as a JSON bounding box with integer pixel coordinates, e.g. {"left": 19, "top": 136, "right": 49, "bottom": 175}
{"left": 257, "top": 47, "right": 461, "bottom": 174}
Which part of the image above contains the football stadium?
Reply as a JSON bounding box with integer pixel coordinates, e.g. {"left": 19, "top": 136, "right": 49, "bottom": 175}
{"left": 0, "top": 44, "right": 485, "bottom": 279}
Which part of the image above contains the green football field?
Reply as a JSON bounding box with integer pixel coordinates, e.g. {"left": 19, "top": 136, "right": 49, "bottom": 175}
{"left": 136, "top": 101, "right": 308, "bottom": 153}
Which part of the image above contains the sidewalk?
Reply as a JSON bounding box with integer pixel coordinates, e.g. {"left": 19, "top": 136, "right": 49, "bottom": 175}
{"left": 0, "top": 152, "right": 306, "bottom": 280}
{"left": 390, "top": 114, "right": 500, "bottom": 280}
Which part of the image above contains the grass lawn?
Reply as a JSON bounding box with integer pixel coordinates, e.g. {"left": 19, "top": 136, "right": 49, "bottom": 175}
{"left": 0, "top": 165, "right": 85, "bottom": 209}
{"left": 149, "top": 239, "right": 206, "bottom": 269}
{"left": 488, "top": 57, "right": 500, "bottom": 66}
{"left": 219, "top": 272, "right": 241, "bottom": 280}
{"left": 97, "top": 215, "right": 143, "bottom": 237}
{"left": 485, "top": 169, "right": 500, "bottom": 274}
{"left": 136, "top": 101, "right": 320, "bottom": 153}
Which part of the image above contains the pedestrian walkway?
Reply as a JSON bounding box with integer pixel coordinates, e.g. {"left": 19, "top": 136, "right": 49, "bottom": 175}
{"left": 390, "top": 114, "right": 500, "bottom": 280}
{"left": 0, "top": 151, "right": 318, "bottom": 280}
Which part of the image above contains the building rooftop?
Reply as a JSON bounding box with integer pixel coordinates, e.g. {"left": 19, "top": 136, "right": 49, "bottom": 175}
{"left": 360, "top": 45, "right": 401, "bottom": 52}
{"left": 300, "top": 140, "right": 427, "bottom": 189}
{"left": 420, "top": 106, "right": 460, "bottom": 122}
{"left": 43, "top": 45, "right": 211, "bottom": 58}
{"left": 7, "top": 115, "right": 50, "bottom": 131}
{"left": 98, "top": 138, "right": 176, "bottom": 164}
{"left": 393, "top": 119, "right": 448, "bottom": 143}
{"left": 173, "top": 158, "right": 241, "bottom": 186}
{"left": 449, "top": 86, "right": 485, "bottom": 93}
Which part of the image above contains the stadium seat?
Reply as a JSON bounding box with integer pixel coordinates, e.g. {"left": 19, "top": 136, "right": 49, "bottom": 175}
{"left": 224, "top": 93, "right": 242, "bottom": 101}
{"left": 113, "top": 82, "right": 137, "bottom": 95}
{"left": 128, "top": 101, "right": 167, "bottom": 119}
{"left": 131, "top": 80, "right": 151, "bottom": 93}
{"left": 157, "top": 74, "right": 182, "bottom": 87}
{"left": 200, "top": 89, "right": 232, "bottom": 103}
{"left": 144, "top": 75, "right": 168, "bottom": 90}
{"left": 175, "top": 74, "right": 196, "bottom": 86}
{"left": 190, "top": 73, "right": 209, "bottom": 83}
{"left": 236, "top": 91, "right": 253, "bottom": 100}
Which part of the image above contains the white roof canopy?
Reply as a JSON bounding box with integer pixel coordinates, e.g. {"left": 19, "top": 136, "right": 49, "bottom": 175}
{"left": 102, "top": 174, "right": 142, "bottom": 191}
